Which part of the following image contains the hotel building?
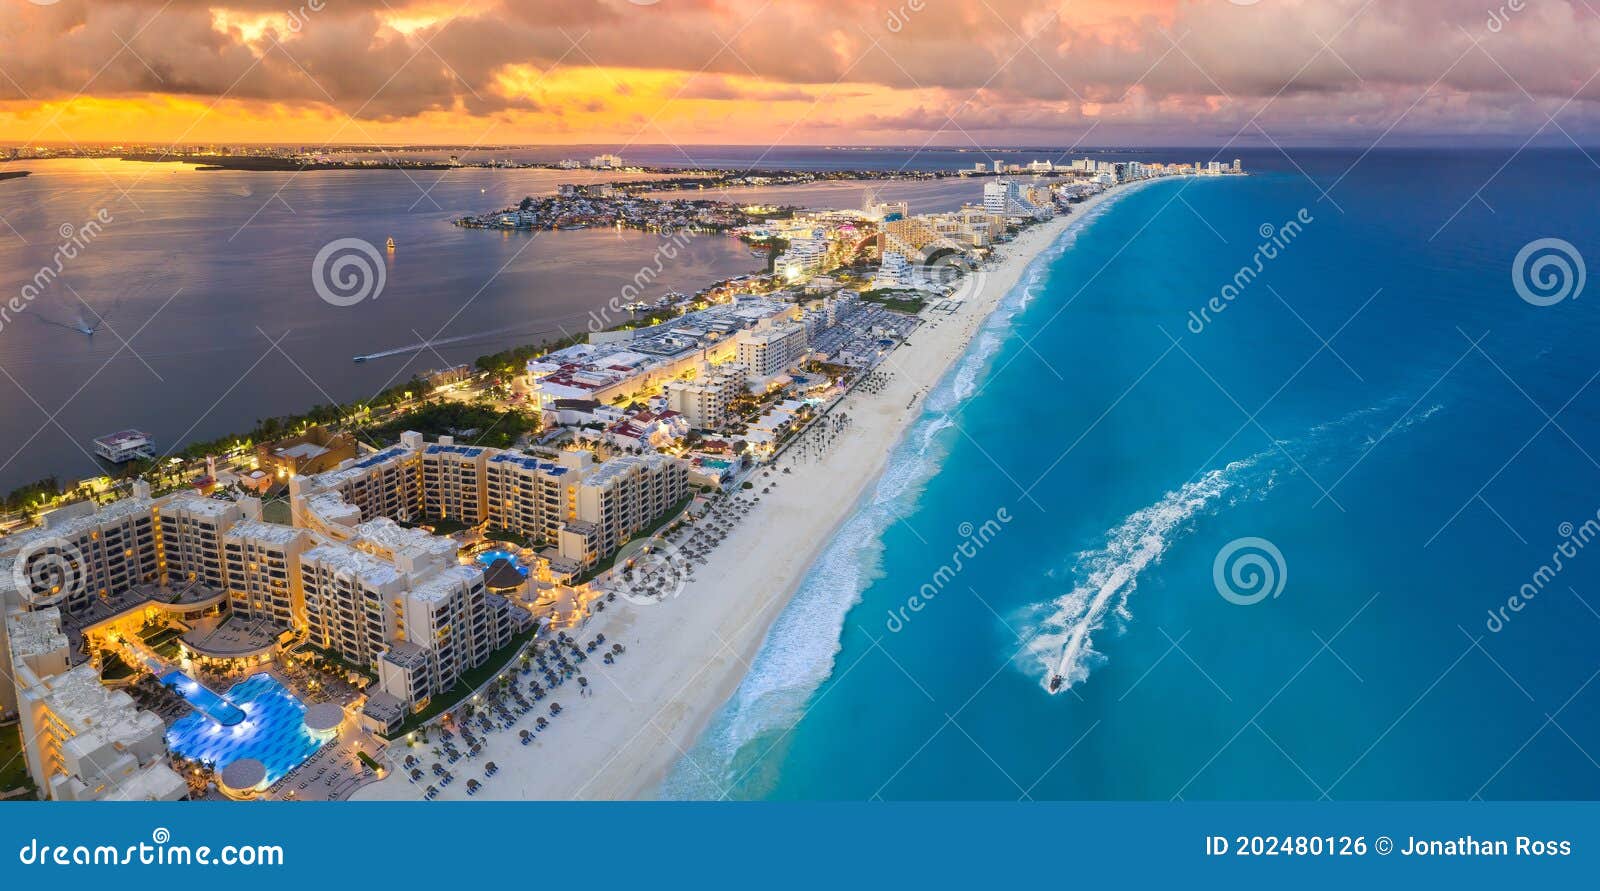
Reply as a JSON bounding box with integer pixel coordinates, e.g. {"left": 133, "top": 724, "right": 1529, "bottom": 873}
{"left": 736, "top": 321, "right": 809, "bottom": 387}
{"left": 570, "top": 452, "right": 689, "bottom": 560}
{"left": 421, "top": 442, "right": 489, "bottom": 525}
{"left": 0, "top": 495, "right": 162, "bottom": 616}
{"left": 485, "top": 449, "right": 581, "bottom": 544}
{"left": 664, "top": 362, "right": 747, "bottom": 430}
{"left": 157, "top": 495, "right": 243, "bottom": 590}
{"left": 222, "top": 520, "right": 309, "bottom": 627}
{"left": 6, "top": 608, "right": 187, "bottom": 801}
{"left": 0, "top": 428, "right": 691, "bottom": 784}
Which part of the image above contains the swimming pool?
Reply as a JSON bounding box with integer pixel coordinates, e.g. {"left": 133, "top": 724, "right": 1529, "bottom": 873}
{"left": 159, "top": 669, "right": 246, "bottom": 725}
{"left": 165, "top": 674, "right": 326, "bottom": 787}
{"left": 476, "top": 549, "right": 528, "bottom": 577}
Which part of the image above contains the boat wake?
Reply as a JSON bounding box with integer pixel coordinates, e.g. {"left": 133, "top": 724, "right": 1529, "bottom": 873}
{"left": 34, "top": 298, "right": 118, "bottom": 336}
{"left": 1027, "top": 394, "right": 1446, "bottom": 695}
{"left": 352, "top": 326, "right": 551, "bottom": 362}
{"left": 1027, "top": 456, "right": 1259, "bottom": 693}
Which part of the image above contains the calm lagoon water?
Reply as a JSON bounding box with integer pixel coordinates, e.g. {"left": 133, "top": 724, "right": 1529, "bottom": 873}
{"left": 0, "top": 160, "right": 761, "bottom": 489}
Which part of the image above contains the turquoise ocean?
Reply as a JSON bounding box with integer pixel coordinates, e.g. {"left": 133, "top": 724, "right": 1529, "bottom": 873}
{"left": 663, "top": 149, "right": 1600, "bottom": 800}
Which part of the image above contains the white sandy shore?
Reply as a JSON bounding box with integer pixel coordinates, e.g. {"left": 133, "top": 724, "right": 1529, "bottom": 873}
{"left": 356, "top": 183, "right": 1145, "bottom": 802}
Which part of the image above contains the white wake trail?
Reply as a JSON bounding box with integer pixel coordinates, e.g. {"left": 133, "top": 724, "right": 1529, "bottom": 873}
{"left": 1035, "top": 457, "right": 1254, "bottom": 692}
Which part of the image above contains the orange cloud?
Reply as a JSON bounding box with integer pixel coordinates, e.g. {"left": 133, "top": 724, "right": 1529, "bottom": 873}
{"left": 1, "top": 0, "right": 1597, "bottom": 147}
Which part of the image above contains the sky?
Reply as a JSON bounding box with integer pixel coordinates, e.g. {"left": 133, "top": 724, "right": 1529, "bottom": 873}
{"left": 2, "top": 0, "right": 1598, "bottom": 149}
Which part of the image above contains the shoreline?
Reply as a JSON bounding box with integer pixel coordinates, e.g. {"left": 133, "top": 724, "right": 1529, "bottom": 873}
{"left": 354, "top": 180, "right": 1158, "bottom": 802}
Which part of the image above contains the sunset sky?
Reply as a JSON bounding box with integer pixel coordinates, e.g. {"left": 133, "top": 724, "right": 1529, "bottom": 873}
{"left": 3, "top": 0, "right": 1598, "bottom": 148}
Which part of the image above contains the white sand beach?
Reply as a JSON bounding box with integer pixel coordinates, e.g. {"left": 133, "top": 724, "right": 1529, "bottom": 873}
{"left": 356, "top": 184, "right": 1141, "bottom": 802}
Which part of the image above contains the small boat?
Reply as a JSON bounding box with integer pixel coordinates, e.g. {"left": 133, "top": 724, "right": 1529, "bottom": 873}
{"left": 1048, "top": 674, "right": 1065, "bottom": 693}
{"left": 385, "top": 237, "right": 395, "bottom": 251}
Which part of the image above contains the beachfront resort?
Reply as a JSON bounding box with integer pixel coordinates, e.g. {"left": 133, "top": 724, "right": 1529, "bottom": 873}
{"left": 0, "top": 156, "right": 1237, "bottom": 802}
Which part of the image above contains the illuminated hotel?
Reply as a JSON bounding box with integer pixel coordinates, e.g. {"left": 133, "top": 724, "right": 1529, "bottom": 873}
{"left": 1, "top": 431, "right": 690, "bottom": 798}
{"left": 6, "top": 608, "right": 187, "bottom": 801}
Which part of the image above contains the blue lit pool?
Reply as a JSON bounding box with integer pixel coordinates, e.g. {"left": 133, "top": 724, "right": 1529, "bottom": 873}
{"left": 476, "top": 549, "right": 528, "bottom": 577}
{"left": 165, "top": 674, "right": 326, "bottom": 786}
{"left": 159, "top": 669, "right": 246, "bottom": 725}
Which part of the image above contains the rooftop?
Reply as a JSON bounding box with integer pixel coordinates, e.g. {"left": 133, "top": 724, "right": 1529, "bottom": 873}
{"left": 424, "top": 444, "right": 486, "bottom": 458}
{"left": 302, "top": 543, "right": 402, "bottom": 587}
{"left": 225, "top": 519, "right": 304, "bottom": 546}
{"left": 406, "top": 564, "right": 482, "bottom": 604}
{"left": 6, "top": 607, "right": 68, "bottom": 660}
{"left": 275, "top": 442, "right": 329, "bottom": 460}
{"left": 93, "top": 429, "right": 152, "bottom": 448}
{"left": 39, "top": 664, "right": 168, "bottom": 760}
{"left": 162, "top": 494, "right": 239, "bottom": 518}
{"left": 489, "top": 450, "right": 568, "bottom": 475}
{"left": 381, "top": 640, "right": 430, "bottom": 670}
{"left": 355, "top": 517, "right": 457, "bottom": 563}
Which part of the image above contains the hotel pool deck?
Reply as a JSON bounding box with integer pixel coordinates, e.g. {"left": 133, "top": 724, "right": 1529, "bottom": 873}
{"left": 164, "top": 673, "right": 328, "bottom": 787}
{"left": 476, "top": 549, "right": 529, "bottom": 576}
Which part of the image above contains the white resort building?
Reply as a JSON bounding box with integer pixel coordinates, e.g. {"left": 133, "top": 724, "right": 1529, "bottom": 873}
{"left": 1, "top": 428, "right": 693, "bottom": 797}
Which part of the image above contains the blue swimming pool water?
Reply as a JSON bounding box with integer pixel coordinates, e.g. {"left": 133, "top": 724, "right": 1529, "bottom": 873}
{"left": 477, "top": 549, "right": 529, "bottom": 577}
{"left": 165, "top": 673, "right": 326, "bottom": 786}
{"left": 159, "top": 669, "right": 246, "bottom": 725}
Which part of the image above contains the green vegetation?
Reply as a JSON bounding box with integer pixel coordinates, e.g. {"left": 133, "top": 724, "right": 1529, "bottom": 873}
{"left": 3, "top": 476, "right": 63, "bottom": 515}
{"left": 302, "top": 645, "right": 377, "bottom": 683}
{"left": 858, "top": 289, "right": 927, "bottom": 314}
{"left": 261, "top": 498, "right": 292, "bottom": 525}
{"left": 366, "top": 402, "right": 538, "bottom": 450}
{"left": 0, "top": 723, "right": 35, "bottom": 798}
{"left": 357, "top": 752, "right": 382, "bottom": 772}
{"left": 419, "top": 516, "right": 471, "bottom": 536}
{"left": 99, "top": 650, "right": 135, "bottom": 681}
{"left": 379, "top": 628, "right": 538, "bottom": 740}
{"left": 472, "top": 333, "right": 589, "bottom": 379}
{"left": 139, "top": 625, "right": 182, "bottom": 648}
{"left": 483, "top": 526, "right": 535, "bottom": 548}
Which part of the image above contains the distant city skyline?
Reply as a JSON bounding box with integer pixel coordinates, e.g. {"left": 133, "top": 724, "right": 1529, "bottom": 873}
{"left": 5, "top": 0, "right": 1599, "bottom": 148}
